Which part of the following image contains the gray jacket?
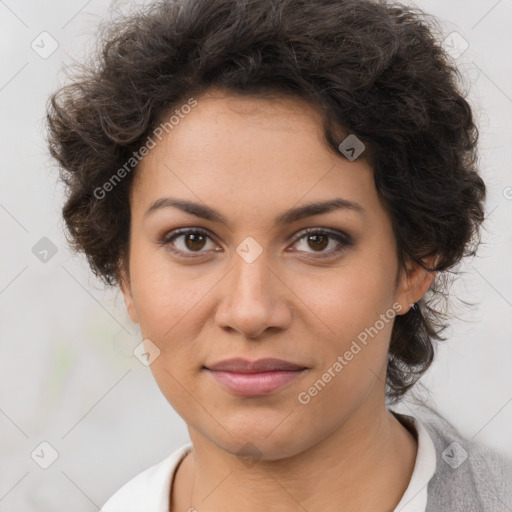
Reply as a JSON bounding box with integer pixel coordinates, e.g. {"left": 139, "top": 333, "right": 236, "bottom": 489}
{"left": 411, "top": 405, "right": 512, "bottom": 511}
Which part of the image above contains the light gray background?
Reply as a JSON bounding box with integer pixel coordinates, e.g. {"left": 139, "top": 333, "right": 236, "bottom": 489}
{"left": 1, "top": 0, "right": 511, "bottom": 510}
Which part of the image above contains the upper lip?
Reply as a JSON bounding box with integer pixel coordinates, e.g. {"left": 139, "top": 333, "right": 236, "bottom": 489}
{"left": 205, "top": 358, "right": 308, "bottom": 373}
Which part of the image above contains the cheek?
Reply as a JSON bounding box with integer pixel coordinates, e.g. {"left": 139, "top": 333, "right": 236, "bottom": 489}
{"left": 133, "top": 280, "right": 203, "bottom": 350}
{"left": 128, "top": 241, "right": 192, "bottom": 335}
{"left": 302, "top": 252, "right": 398, "bottom": 390}
{"left": 296, "top": 279, "right": 395, "bottom": 425}
{"left": 314, "top": 258, "right": 397, "bottom": 340}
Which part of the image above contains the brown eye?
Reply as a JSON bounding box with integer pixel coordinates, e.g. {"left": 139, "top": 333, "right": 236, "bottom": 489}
{"left": 290, "top": 228, "right": 353, "bottom": 257}
{"left": 306, "top": 233, "right": 329, "bottom": 251}
{"left": 163, "top": 228, "right": 218, "bottom": 256}
{"left": 183, "top": 232, "right": 207, "bottom": 251}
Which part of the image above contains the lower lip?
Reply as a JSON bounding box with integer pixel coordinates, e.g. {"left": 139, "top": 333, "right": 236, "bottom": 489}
{"left": 206, "top": 369, "right": 306, "bottom": 396}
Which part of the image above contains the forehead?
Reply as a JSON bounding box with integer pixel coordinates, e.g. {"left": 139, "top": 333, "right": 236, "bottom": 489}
{"left": 144, "top": 90, "right": 331, "bottom": 163}
{"left": 130, "top": 90, "right": 379, "bottom": 223}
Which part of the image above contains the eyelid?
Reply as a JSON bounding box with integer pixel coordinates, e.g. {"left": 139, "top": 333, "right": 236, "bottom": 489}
{"left": 289, "top": 227, "right": 352, "bottom": 245}
{"left": 161, "top": 227, "right": 214, "bottom": 244}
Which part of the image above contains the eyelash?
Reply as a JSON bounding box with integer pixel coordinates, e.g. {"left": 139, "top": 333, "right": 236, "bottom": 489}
{"left": 159, "top": 227, "right": 353, "bottom": 259}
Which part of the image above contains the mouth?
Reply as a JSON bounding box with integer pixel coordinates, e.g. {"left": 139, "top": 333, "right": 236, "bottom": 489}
{"left": 203, "top": 358, "right": 309, "bottom": 397}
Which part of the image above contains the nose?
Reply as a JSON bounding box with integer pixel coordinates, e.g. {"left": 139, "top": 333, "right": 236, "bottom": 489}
{"left": 214, "top": 252, "right": 292, "bottom": 339}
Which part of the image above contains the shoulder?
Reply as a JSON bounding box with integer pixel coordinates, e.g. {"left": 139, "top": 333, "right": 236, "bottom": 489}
{"left": 101, "top": 443, "right": 193, "bottom": 512}
{"left": 413, "top": 405, "right": 512, "bottom": 512}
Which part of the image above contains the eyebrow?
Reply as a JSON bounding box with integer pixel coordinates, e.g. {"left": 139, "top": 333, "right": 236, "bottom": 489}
{"left": 144, "top": 197, "right": 366, "bottom": 225}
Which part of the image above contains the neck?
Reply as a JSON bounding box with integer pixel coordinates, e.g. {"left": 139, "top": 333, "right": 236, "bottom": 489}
{"left": 172, "top": 403, "right": 417, "bottom": 512}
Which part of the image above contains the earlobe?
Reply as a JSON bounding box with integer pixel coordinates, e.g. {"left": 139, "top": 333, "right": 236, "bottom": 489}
{"left": 119, "top": 269, "right": 140, "bottom": 324}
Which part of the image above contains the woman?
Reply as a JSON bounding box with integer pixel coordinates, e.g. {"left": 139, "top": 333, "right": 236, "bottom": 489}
{"left": 46, "top": 0, "right": 512, "bottom": 510}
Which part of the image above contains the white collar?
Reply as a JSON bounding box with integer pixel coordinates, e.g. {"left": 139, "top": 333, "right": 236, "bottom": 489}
{"left": 392, "top": 413, "right": 437, "bottom": 512}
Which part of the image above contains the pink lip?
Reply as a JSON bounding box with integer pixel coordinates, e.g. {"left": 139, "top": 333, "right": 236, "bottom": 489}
{"left": 206, "top": 369, "right": 307, "bottom": 396}
{"left": 204, "top": 358, "right": 309, "bottom": 397}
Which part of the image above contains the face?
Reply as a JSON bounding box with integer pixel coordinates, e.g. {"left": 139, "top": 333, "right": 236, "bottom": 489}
{"left": 121, "top": 89, "right": 433, "bottom": 460}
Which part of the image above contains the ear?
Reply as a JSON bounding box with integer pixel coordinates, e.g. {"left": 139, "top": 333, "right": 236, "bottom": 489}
{"left": 119, "top": 265, "right": 139, "bottom": 324}
{"left": 394, "top": 257, "right": 437, "bottom": 315}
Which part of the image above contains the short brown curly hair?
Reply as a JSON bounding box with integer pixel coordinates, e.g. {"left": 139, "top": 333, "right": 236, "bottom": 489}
{"left": 46, "top": 0, "right": 486, "bottom": 402}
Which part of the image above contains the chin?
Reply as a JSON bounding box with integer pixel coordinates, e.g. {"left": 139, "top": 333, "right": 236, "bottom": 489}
{"left": 205, "top": 423, "right": 313, "bottom": 463}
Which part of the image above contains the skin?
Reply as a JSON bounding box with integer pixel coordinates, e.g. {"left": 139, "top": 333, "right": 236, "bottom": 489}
{"left": 120, "top": 88, "right": 435, "bottom": 512}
